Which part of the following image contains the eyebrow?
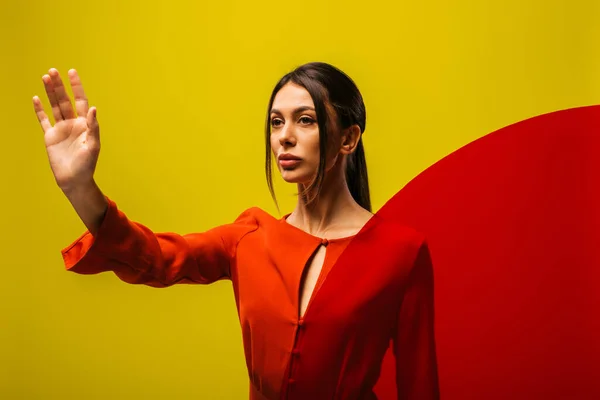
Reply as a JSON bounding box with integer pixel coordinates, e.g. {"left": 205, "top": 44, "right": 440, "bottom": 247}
{"left": 270, "top": 106, "right": 315, "bottom": 115}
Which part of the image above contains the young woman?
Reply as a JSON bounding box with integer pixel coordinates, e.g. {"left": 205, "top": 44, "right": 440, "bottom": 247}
{"left": 33, "top": 62, "right": 439, "bottom": 400}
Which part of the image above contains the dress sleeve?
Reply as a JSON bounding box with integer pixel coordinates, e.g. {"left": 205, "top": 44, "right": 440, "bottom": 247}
{"left": 393, "top": 240, "right": 440, "bottom": 399}
{"left": 61, "top": 196, "right": 258, "bottom": 288}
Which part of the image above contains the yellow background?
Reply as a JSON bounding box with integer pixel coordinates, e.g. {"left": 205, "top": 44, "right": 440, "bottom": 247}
{"left": 1, "top": 0, "right": 599, "bottom": 398}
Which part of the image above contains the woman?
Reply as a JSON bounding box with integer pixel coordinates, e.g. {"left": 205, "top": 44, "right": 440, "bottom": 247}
{"left": 33, "top": 62, "right": 439, "bottom": 399}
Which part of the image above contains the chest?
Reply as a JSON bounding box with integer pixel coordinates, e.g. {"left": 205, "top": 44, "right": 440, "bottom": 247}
{"left": 299, "top": 244, "right": 327, "bottom": 318}
{"left": 233, "top": 232, "right": 414, "bottom": 330}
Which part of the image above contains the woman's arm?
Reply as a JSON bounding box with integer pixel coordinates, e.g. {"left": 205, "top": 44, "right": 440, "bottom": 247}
{"left": 33, "top": 68, "right": 258, "bottom": 288}
{"left": 61, "top": 195, "right": 258, "bottom": 288}
{"left": 63, "top": 180, "right": 109, "bottom": 236}
{"left": 393, "top": 241, "right": 440, "bottom": 399}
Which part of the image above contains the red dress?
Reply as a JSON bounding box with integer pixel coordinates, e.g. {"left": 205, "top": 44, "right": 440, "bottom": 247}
{"left": 61, "top": 196, "right": 439, "bottom": 399}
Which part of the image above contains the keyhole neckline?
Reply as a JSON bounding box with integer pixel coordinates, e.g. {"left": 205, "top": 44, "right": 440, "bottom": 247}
{"left": 280, "top": 212, "right": 374, "bottom": 244}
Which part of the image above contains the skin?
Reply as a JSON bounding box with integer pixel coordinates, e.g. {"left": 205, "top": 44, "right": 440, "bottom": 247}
{"left": 32, "top": 69, "right": 373, "bottom": 239}
{"left": 270, "top": 82, "right": 373, "bottom": 239}
{"left": 33, "top": 68, "right": 107, "bottom": 236}
{"left": 269, "top": 83, "right": 375, "bottom": 316}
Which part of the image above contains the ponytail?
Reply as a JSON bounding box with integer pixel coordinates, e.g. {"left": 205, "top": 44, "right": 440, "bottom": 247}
{"left": 345, "top": 138, "right": 371, "bottom": 212}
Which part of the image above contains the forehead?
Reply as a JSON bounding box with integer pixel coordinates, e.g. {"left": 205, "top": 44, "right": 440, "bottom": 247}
{"left": 271, "top": 82, "right": 314, "bottom": 112}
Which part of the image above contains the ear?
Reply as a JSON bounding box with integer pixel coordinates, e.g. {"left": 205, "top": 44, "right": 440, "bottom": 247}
{"left": 339, "top": 124, "right": 362, "bottom": 155}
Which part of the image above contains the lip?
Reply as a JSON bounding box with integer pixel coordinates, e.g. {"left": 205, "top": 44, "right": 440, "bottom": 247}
{"left": 278, "top": 153, "right": 302, "bottom": 168}
{"left": 278, "top": 153, "right": 302, "bottom": 161}
{"left": 279, "top": 159, "right": 301, "bottom": 168}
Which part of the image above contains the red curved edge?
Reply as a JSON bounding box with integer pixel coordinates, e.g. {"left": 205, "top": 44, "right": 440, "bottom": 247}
{"left": 373, "top": 105, "right": 600, "bottom": 399}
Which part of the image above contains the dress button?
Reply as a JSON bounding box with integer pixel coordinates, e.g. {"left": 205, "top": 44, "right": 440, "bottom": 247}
{"left": 321, "top": 238, "right": 329, "bottom": 246}
{"left": 292, "top": 349, "right": 300, "bottom": 356}
{"left": 288, "top": 378, "right": 295, "bottom": 384}
{"left": 298, "top": 318, "right": 305, "bottom": 327}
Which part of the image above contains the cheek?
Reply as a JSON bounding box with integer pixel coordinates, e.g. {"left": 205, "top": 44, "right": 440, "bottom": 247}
{"left": 307, "top": 131, "right": 321, "bottom": 151}
{"left": 270, "top": 135, "right": 279, "bottom": 151}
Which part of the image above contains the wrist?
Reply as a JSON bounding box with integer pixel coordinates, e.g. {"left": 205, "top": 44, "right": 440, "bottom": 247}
{"left": 60, "top": 179, "right": 98, "bottom": 197}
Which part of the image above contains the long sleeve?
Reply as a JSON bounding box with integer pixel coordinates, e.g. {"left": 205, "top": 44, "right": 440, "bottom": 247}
{"left": 393, "top": 240, "right": 440, "bottom": 399}
{"left": 61, "top": 196, "right": 258, "bottom": 288}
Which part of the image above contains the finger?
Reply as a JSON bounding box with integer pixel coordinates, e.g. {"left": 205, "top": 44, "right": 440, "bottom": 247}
{"left": 48, "top": 68, "right": 75, "bottom": 119}
{"left": 42, "top": 74, "right": 63, "bottom": 123}
{"left": 86, "top": 107, "right": 100, "bottom": 141}
{"left": 68, "top": 69, "right": 89, "bottom": 118}
{"left": 32, "top": 96, "right": 52, "bottom": 133}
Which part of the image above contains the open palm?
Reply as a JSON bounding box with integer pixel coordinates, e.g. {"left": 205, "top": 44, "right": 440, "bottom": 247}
{"left": 33, "top": 68, "right": 100, "bottom": 192}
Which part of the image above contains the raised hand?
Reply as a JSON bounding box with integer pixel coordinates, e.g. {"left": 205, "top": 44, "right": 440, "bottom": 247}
{"left": 33, "top": 68, "right": 100, "bottom": 193}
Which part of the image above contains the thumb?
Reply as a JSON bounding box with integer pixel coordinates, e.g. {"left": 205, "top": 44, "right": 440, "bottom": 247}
{"left": 86, "top": 106, "right": 99, "bottom": 137}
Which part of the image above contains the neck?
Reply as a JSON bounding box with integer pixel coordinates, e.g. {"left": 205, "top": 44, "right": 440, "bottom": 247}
{"left": 288, "top": 160, "right": 366, "bottom": 238}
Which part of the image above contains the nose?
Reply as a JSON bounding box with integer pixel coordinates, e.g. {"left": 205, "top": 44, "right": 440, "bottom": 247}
{"left": 278, "top": 122, "right": 296, "bottom": 147}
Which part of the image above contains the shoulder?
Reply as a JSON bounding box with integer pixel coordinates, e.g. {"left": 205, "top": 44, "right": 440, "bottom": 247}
{"left": 368, "top": 216, "right": 429, "bottom": 266}
{"left": 231, "top": 206, "right": 284, "bottom": 234}
{"left": 225, "top": 207, "right": 285, "bottom": 248}
{"left": 372, "top": 215, "right": 426, "bottom": 247}
{"left": 233, "top": 206, "right": 273, "bottom": 224}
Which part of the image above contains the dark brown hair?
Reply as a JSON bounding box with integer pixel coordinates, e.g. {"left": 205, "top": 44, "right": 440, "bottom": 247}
{"left": 265, "top": 62, "right": 371, "bottom": 212}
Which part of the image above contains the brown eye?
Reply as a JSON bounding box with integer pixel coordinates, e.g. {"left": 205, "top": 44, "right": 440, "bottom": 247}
{"left": 271, "top": 118, "right": 283, "bottom": 127}
{"left": 299, "top": 116, "right": 315, "bottom": 125}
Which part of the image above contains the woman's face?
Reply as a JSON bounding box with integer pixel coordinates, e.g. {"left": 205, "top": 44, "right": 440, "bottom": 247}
{"left": 270, "top": 82, "right": 336, "bottom": 184}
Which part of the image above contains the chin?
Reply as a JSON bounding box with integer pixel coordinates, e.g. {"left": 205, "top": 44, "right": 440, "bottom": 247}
{"left": 279, "top": 169, "right": 313, "bottom": 184}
